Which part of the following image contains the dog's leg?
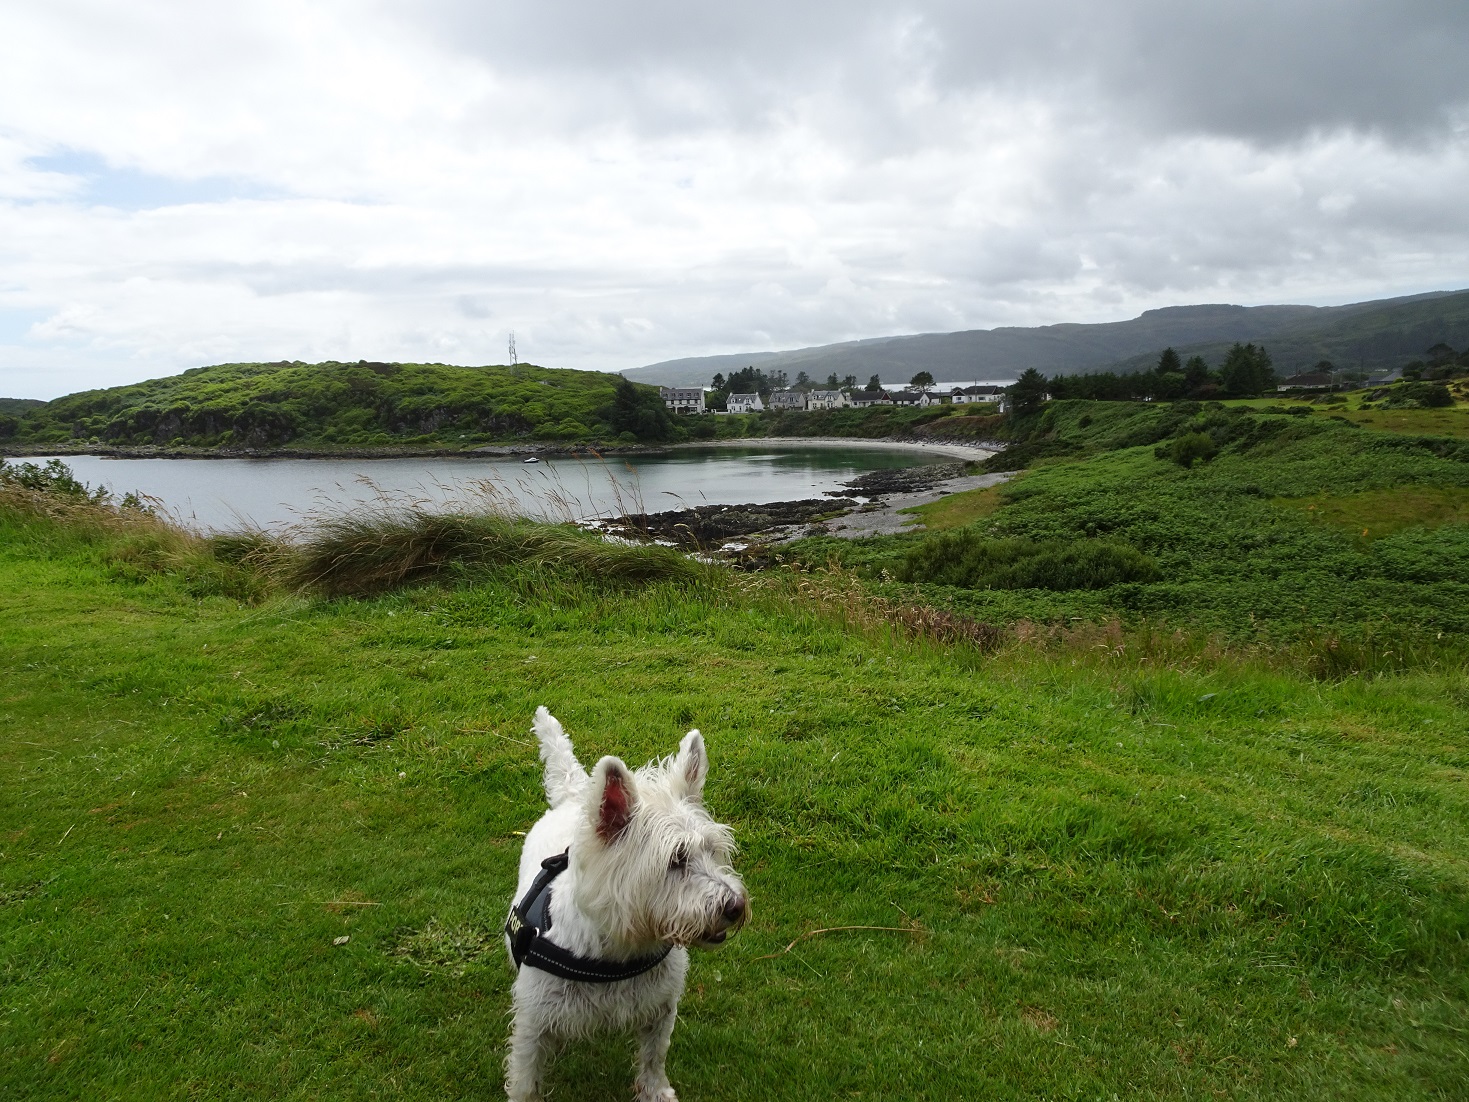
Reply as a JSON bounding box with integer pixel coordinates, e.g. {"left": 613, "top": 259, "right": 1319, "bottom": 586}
{"left": 634, "top": 1004, "right": 680, "bottom": 1102}
{"left": 505, "top": 1014, "right": 547, "bottom": 1102}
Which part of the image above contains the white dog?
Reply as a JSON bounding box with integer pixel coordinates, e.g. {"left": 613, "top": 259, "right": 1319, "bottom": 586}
{"left": 504, "top": 707, "right": 749, "bottom": 1102}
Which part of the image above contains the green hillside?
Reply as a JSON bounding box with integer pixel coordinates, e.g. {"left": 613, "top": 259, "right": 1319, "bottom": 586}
{"left": 0, "top": 360, "right": 681, "bottom": 450}
{"left": 1105, "top": 290, "right": 1469, "bottom": 378}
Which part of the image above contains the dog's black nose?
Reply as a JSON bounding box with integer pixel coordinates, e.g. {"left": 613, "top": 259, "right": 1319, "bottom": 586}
{"left": 722, "top": 895, "right": 747, "bottom": 923}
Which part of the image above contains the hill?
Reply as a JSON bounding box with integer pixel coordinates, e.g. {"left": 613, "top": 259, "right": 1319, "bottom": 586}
{"left": 0, "top": 360, "right": 679, "bottom": 450}
{"left": 624, "top": 289, "right": 1469, "bottom": 387}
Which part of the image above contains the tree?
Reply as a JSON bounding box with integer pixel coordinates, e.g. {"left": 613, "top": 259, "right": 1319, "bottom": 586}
{"left": 711, "top": 372, "right": 725, "bottom": 390}
{"left": 795, "top": 371, "right": 811, "bottom": 389}
{"left": 611, "top": 378, "right": 643, "bottom": 434}
{"left": 825, "top": 373, "right": 839, "bottom": 388}
{"left": 1219, "top": 343, "right": 1275, "bottom": 397}
{"left": 865, "top": 374, "right": 883, "bottom": 393}
{"left": 841, "top": 375, "right": 857, "bottom": 389}
{"left": 909, "top": 371, "right": 935, "bottom": 393}
{"left": 1157, "top": 348, "right": 1182, "bottom": 375}
{"left": 610, "top": 378, "right": 674, "bottom": 441}
{"left": 1183, "top": 355, "right": 1211, "bottom": 390}
{"left": 1007, "top": 368, "right": 1049, "bottom": 418}
{"left": 1425, "top": 343, "right": 1456, "bottom": 367}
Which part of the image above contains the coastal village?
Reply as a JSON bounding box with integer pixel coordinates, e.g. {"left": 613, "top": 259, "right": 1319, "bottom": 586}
{"left": 659, "top": 382, "right": 1008, "bottom": 414}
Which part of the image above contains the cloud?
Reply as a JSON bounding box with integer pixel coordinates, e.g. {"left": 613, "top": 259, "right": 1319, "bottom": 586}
{"left": 0, "top": 1, "right": 1466, "bottom": 398}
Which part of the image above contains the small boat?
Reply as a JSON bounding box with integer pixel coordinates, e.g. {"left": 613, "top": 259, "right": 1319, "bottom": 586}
{"left": 522, "top": 456, "right": 540, "bottom": 464}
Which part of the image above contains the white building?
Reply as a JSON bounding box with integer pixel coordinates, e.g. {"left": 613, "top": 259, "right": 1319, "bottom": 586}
{"left": 659, "top": 386, "right": 707, "bottom": 414}
{"left": 849, "top": 390, "right": 891, "bottom": 407}
{"left": 769, "top": 389, "right": 808, "bottom": 411}
{"left": 806, "top": 390, "right": 849, "bottom": 410}
{"left": 950, "top": 385, "right": 1005, "bottom": 405}
{"left": 727, "top": 392, "right": 765, "bottom": 413}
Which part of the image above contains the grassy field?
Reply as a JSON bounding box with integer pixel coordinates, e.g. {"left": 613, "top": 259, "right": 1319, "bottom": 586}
{"left": 3, "top": 468, "right": 1469, "bottom": 1099}
{"left": 1221, "top": 397, "right": 1469, "bottom": 439}
{"left": 794, "top": 402, "right": 1469, "bottom": 669}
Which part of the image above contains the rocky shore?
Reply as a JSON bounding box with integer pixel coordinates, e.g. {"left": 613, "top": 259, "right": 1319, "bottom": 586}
{"left": 597, "top": 461, "right": 1005, "bottom": 554}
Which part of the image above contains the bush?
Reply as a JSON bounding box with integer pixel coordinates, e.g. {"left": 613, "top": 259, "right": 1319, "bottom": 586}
{"left": 897, "top": 531, "right": 1159, "bottom": 590}
{"left": 1159, "top": 432, "right": 1219, "bottom": 468}
{"left": 1385, "top": 382, "right": 1454, "bottom": 409}
{"left": 0, "top": 458, "right": 102, "bottom": 499}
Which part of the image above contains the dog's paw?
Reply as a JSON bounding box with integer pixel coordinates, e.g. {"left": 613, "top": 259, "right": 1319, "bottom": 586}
{"left": 636, "top": 1090, "right": 677, "bottom": 1102}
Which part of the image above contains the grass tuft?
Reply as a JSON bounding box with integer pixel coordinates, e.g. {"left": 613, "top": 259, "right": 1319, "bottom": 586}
{"left": 286, "top": 506, "right": 705, "bottom": 597}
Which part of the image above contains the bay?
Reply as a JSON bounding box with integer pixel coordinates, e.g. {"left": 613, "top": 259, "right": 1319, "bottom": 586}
{"left": 33, "top": 445, "right": 933, "bottom": 532}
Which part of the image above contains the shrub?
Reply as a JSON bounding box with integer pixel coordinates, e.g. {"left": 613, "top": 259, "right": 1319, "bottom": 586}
{"left": 1385, "top": 382, "right": 1454, "bottom": 409}
{"left": 1159, "top": 432, "right": 1219, "bottom": 468}
{"left": 897, "top": 531, "right": 1159, "bottom": 590}
{"left": 0, "top": 458, "right": 103, "bottom": 499}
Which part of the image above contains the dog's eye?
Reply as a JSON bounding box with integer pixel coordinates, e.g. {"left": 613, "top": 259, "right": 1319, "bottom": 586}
{"left": 668, "top": 846, "right": 688, "bottom": 873}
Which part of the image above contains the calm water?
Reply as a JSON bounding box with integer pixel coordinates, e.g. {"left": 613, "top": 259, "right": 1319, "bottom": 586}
{"left": 35, "top": 446, "right": 929, "bottom": 532}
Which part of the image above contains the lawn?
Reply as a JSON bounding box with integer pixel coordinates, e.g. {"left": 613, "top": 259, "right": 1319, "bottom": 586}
{"left": 2, "top": 491, "right": 1468, "bottom": 1099}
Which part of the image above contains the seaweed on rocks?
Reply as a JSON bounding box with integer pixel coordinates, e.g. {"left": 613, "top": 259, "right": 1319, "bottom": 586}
{"left": 600, "top": 497, "right": 858, "bottom": 549}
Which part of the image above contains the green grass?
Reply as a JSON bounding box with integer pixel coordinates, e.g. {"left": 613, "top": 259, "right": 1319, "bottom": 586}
{"left": 902, "top": 480, "right": 1014, "bottom": 531}
{"left": 3, "top": 494, "right": 1469, "bottom": 1099}
{"left": 1221, "top": 393, "right": 1469, "bottom": 439}
{"left": 1274, "top": 486, "right": 1469, "bottom": 540}
{"left": 791, "top": 403, "right": 1469, "bottom": 664}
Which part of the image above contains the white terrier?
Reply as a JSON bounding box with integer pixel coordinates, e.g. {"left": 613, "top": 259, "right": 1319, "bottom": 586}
{"left": 504, "top": 707, "right": 749, "bottom": 1102}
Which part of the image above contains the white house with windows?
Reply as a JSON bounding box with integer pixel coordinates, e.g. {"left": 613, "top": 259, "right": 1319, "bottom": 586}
{"left": 659, "top": 386, "right": 707, "bottom": 414}
{"left": 726, "top": 392, "right": 764, "bottom": 413}
{"left": 806, "top": 389, "right": 849, "bottom": 410}
{"left": 769, "top": 389, "right": 808, "bottom": 411}
{"left": 950, "top": 385, "right": 1005, "bottom": 404}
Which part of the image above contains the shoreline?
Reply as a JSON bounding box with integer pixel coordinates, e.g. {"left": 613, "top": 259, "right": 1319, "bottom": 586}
{"left": 662, "top": 436, "right": 998, "bottom": 462}
{"left": 2, "top": 435, "right": 1001, "bottom": 463}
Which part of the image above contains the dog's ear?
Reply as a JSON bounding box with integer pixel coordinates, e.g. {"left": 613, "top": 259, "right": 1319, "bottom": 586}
{"left": 589, "top": 756, "right": 637, "bottom": 843}
{"left": 673, "top": 730, "right": 707, "bottom": 799}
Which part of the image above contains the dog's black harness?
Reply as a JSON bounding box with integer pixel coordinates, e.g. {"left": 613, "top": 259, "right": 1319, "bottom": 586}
{"left": 505, "top": 850, "right": 673, "bottom": 983}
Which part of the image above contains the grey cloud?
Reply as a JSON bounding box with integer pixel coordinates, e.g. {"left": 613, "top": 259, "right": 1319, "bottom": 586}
{"left": 406, "top": 0, "right": 1469, "bottom": 145}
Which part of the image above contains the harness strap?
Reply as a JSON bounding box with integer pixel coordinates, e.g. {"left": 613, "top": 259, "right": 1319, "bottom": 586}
{"left": 505, "top": 849, "right": 672, "bottom": 984}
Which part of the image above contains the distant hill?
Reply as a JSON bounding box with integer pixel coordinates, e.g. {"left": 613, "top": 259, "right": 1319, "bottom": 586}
{"left": 0, "top": 361, "right": 678, "bottom": 450}
{"left": 623, "top": 290, "right": 1469, "bottom": 387}
{"left": 0, "top": 398, "right": 44, "bottom": 416}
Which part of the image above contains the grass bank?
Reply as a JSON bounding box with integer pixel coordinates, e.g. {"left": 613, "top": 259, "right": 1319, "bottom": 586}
{"left": 792, "top": 401, "right": 1469, "bottom": 672}
{"left": 2, "top": 468, "right": 1468, "bottom": 1099}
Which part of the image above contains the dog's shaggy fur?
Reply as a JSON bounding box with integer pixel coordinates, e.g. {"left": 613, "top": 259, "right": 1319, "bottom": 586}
{"left": 505, "top": 707, "right": 749, "bottom": 1102}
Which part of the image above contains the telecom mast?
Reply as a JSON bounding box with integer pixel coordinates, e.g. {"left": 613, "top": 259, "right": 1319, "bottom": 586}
{"left": 508, "top": 331, "right": 518, "bottom": 366}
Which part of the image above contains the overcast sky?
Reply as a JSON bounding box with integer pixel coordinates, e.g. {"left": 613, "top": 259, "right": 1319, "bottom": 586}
{"left": 2, "top": 0, "right": 1467, "bottom": 399}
